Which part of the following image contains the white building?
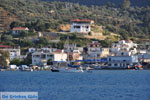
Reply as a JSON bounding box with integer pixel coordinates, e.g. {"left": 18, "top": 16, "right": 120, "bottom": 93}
{"left": 107, "top": 56, "right": 138, "bottom": 68}
{"left": 0, "top": 45, "right": 21, "bottom": 60}
{"left": 70, "top": 19, "right": 93, "bottom": 33}
{"left": 12, "top": 27, "right": 29, "bottom": 35}
{"left": 29, "top": 48, "right": 36, "bottom": 53}
{"left": 28, "top": 47, "right": 57, "bottom": 53}
{"left": 87, "top": 41, "right": 101, "bottom": 59}
{"left": 111, "top": 40, "right": 137, "bottom": 56}
{"left": 86, "top": 41, "right": 109, "bottom": 59}
{"left": 32, "top": 50, "right": 67, "bottom": 66}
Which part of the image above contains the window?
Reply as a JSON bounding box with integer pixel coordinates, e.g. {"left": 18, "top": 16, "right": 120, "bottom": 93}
{"left": 41, "top": 54, "right": 46, "bottom": 58}
{"left": 109, "top": 58, "right": 111, "bottom": 61}
{"left": 74, "top": 26, "right": 80, "bottom": 28}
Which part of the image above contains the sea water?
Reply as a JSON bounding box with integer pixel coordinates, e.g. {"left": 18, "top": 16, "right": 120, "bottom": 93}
{"left": 0, "top": 70, "right": 150, "bottom": 100}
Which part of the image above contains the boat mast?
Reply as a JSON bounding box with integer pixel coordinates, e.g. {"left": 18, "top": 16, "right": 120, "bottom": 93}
{"left": 66, "top": 36, "right": 70, "bottom": 64}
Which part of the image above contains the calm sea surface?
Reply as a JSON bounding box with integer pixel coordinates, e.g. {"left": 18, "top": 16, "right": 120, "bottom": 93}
{"left": 0, "top": 70, "right": 150, "bottom": 100}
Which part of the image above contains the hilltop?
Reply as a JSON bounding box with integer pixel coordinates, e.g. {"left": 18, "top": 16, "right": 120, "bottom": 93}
{"left": 41, "top": 0, "right": 150, "bottom": 7}
{"left": 0, "top": 0, "right": 150, "bottom": 42}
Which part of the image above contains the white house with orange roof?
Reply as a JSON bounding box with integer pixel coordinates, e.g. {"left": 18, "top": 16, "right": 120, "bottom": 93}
{"left": 12, "top": 27, "right": 29, "bottom": 35}
{"left": 70, "top": 19, "right": 93, "bottom": 33}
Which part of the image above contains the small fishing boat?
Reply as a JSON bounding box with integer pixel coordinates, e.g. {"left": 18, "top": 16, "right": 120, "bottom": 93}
{"left": 21, "top": 68, "right": 33, "bottom": 72}
{"left": 51, "top": 67, "right": 59, "bottom": 72}
{"left": 58, "top": 67, "right": 84, "bottom": 73}
{"left": 135, "top": 63, "right": 143, "bottom": 70}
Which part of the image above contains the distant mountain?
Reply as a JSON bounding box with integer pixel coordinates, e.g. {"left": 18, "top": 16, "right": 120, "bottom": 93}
{"left": 41, "top": 0, "right": 150, "bottom": 7}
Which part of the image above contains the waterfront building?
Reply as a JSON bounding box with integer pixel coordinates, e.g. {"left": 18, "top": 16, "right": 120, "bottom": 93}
{"left": 138, "top": 54, "right": 150, "bottom": 63}
{"left": 87, "top": 41, "right": 101, "bottom": 59}
{"left": 86, "top": 41, "right": 109, "bottom": 59}
{"left": 107, "top": 56, "right": 138, "bottom": 68}
{"left": 32, "top": 50, "right": 67, "bottom": 66}
{"left": 70, "top": 19, "right": 93, "bottom": 33}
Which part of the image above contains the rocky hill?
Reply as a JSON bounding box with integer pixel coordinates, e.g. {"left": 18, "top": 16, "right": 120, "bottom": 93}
{"left": 0, "top": 0, "right": 150, "bottom": 40}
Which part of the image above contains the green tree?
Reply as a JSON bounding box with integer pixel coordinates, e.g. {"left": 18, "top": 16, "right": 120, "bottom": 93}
{"left": 10, "top": 21, "right": 22, "bottom": 29}
{"left": 10, "top": 58, "right": 21, "bottom": 66}
{"left": 20, "top": 31, "right": 28, "bottom": 37}
{"left": 1, "top": 35, "right": 13, "bottom": 42}
{"left": 88, "top": 32, "right": 92, "bottom": 36}
{"left": 0, "top": 50, "right": 10, "bottom": 68}
{"left": 47, "top": 59, "right": 53, "bottom": 65}
{"left": 37, "top": 37, "right": 48, "bottom": 45}
{"left": 23, "top": 53, "right": 32, "bottom": 66}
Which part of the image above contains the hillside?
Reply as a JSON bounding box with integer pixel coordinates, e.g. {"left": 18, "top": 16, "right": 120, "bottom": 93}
{"left": 41, "top": 0, "right": 150, "bottom": 7}
{"left": 0, "top": 7, "right": 17, "bottom": 32}
{"left": 0, "top": 0, "right": 150, "bottom": 40}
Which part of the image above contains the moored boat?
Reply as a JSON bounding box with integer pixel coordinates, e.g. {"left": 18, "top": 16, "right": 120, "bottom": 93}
{"left": 58, "top": 67, "right": 84, "bottom": 73}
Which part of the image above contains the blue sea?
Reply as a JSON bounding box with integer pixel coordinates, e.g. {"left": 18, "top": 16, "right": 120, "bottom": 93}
{"left": 0, "top": 70, "right": 150, "bottom": 100}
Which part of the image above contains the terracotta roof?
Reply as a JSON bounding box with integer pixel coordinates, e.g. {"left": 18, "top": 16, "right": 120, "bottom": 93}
{"left": 12, "top": 27, "right": 29, "bottom": 31}
{"left": 71, "top": 19, "right": 91, "bottom": 22}
{"left": 0, "top": 45, "right": 11, "bottom": 48}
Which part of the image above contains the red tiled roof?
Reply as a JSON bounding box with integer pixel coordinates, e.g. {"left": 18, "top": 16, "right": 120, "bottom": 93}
{"left": 0, "top": 45, "right": 11, "bottom": 48}
{"left": 71, "top": 19, "right": 91, "bottom": 22}
{"left": 12, "top": 27, "right": 29, "bottom": 31}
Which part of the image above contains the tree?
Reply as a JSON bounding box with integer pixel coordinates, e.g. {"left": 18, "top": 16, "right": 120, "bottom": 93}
{"left": 88, "top": 32, "right": 92, "bottom": 36}
{"left": 37, "top": 37, "right": 48, "bottom": 45}
{"left": 20, "top": 31, "right": 28, "bottom": 37}
{"left": 1, "top": 35, "right": 13, "bottom": 42}
{"left": 10, "top": 58, "right": 21, "bottom": 66}
{"left": 10, "top": 21, "right": 22, "bottom": 29}
{"left": 23, "top": 53, "right": 32, "bottom": 66}
{"left": 47, "top": 59, "right": 53, "bottom": 65}
{"left": 0, "top": 50, "right": 10, "bottom": 68}
{"left": 121, "top": 0, "right": 131, "bottom": 9}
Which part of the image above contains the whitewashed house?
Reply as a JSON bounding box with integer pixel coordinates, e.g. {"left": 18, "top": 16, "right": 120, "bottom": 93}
{"left": 86, "top": 41, "right": 109, "bottom": 59}
{"left": 107, "top": 56, "right": 138, "bottom": 68}
{"left": 29, "top": 48, "right": 36, "bottom": 53}
{"left": 12, "top": 27, "right": 29, "bottom": 35}
{"left": 32, "top": 50, "right": 67, "bottom": 66}
{"left": 111, "top": 40, "right": 137, "bottom": 56}
{"left": 87, "top": 41, "right": 101, "bottom": 59}
{"left": 29, "top": 48, "right": 57, "bottom": 53}
{"left": 70, "top": 19, "right": 93, "bottom": 33}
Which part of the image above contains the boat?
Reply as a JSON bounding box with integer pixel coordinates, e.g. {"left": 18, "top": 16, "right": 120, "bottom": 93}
{"left": 135, "top": 63, "right": 143, "bottom": 70}
{"left": 58, "top": 66, "right": 84, "bottom": 73}
{"left": 21, "top": 68, "right": 33, "bottom": 72}
{"left": 51, "top": 67, "right": 59, "bottom": 72}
